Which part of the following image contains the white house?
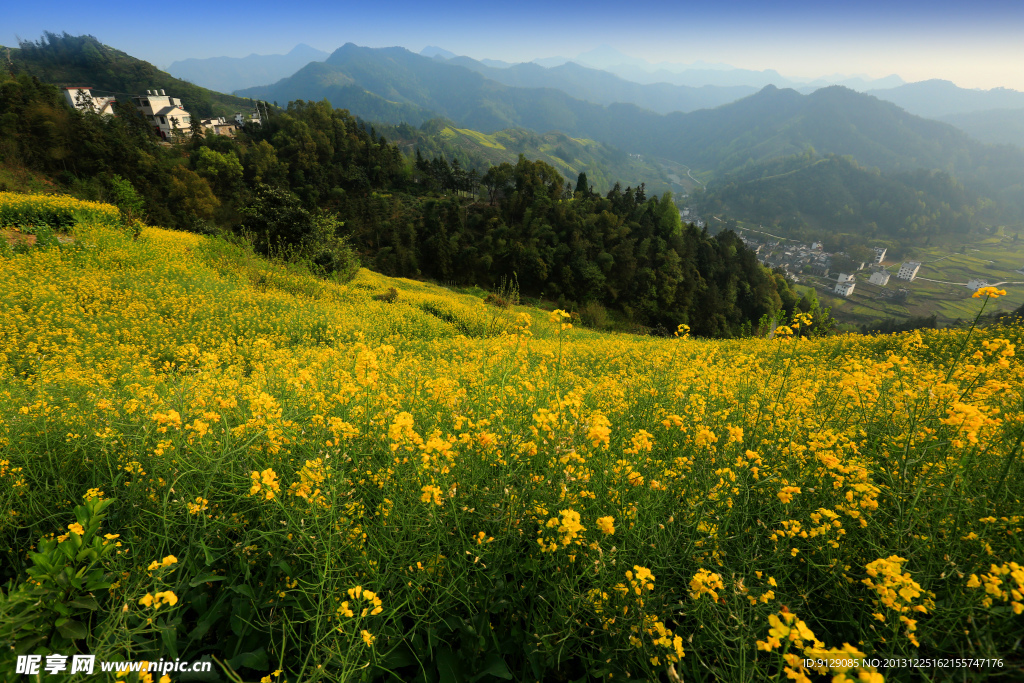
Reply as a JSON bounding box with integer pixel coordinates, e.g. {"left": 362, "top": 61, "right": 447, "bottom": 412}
{"left": 873, "top": 247, "right": 887, "bottom": 264}
{"left": 62, "top": 87, "right": 116, "bottom": 116}
{"left": 869, "top": 271, "right": 890, "bottom": 286}
{"left": 897, "top": 262, "right": 922, "bottom": 281}
{"left": 835, "top": 280, "right": 856, "bottom": 297}
{"left": 837, "top": 272, "right": 854, "bottom": 283}
{"left": 234, "top": 110, "right": 262, "bottom": 127}
{"left": 967, "top": 278, "right": 989, "bottom": 291}
{"left": 131, "top": 89, "right": 193, "bottom": 140}
{"left": 201, "top": 117, "right": 238, "bottom": 137}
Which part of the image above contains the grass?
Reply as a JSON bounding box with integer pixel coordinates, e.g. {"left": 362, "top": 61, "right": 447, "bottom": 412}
{"left": 1, "top": 194, "right": 1023, "bottom": 682}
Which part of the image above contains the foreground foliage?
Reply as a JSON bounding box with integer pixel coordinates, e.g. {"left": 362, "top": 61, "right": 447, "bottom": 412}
{"left": 1, "top": 203, "right": 1023, "bottom": 682}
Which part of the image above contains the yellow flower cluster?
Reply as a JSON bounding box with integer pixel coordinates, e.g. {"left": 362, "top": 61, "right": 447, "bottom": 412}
{"left": 538, "top": 509, "right": 587, "bottom": 552}
{"left": 967, "top": 562, "right": 1024, "bottom": 614}
{"left": 138, "top": 590, "right": 179, "bottom": 609}
{"left": 147, "top": 555, "right": 178, "bottom": 571}
{"left": 757, "top": 609, "right": 883, "bottom": 683}
{"left": 549, "top": 308, "right": 572, "bottom": 331}
{"left": 688, "top": 568, "right": 725, "bottom": 601}
{"left": 862, "top": 556, "right": 932, "bottom": 646}
{"left": 337, "top": 585, "right": 384, "bottom": 618}
{"left": 249, "top": 468, "right": 281, "bottom": 500}
{"left": 777, "top": 485, "right": 801, "bottom": 504}
{"left": 288, "top": 458, "right": 330, "bottom": 506}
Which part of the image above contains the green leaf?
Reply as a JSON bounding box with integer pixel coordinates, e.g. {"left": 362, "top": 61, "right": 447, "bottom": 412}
{"left": 436, "top": 648, "right": 463, "bottom": 683}
{"left": 75, "top": 547, "right": 99, "bottom": 563}
{"left": 228, "top": 584, "right": 255, "bottom": 599}
{"left": 57, "top": 619, "right": 89, "bottom": 640}
{"left": 469, "top": 653, "right": 512, "bottom": 682}
{"left": 199, "top": 538, "right": 217, "bottom": 566}
{"left": 68, "top": 595, "right": 100, "bottom": 611}
{"left": 188, "top": 600, "right": 230, "bottom": 642}
{"left": 162, "top": 625, "right": 179, "bottom": 658}
{"left": 382, "top": 643, "right": 417, "bottom": 670}
{"left": 227, "top": 648, "right": 267, "bottom": 671}
{"left": 14, "top": 634, "right": 47, "bottom": 656}
{"left": 189, "top": 574, "right": 227, "bottom": 587}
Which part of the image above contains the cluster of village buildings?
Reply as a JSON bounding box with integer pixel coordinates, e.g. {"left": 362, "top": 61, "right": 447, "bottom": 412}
{"left": 61, "top": 86, "right": 261, "bottom": 141}
{"left": 736, "top": 233, "right": 993, "bottom": 300}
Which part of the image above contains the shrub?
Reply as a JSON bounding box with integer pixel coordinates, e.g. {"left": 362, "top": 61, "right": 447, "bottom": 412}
{"left": 373, "top": 287, "right": 399, "bottom": 303}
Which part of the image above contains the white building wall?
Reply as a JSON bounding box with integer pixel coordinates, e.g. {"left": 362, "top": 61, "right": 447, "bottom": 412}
{"left": 834, "top": 281, "right": 856, "bottom": 297}
{"left": 63, "top": 87, "right": 116, "bottom": 116}
{"left": 869, "top": 271, "right": 890, "bottom": 286}
{"left": 897, "top": 262, "right": 921, "bottom": 281}
{"left": 132, "top": 90, "right": 193, "bottom": 140}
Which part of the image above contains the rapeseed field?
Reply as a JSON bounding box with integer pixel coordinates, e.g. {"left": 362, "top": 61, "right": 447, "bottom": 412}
{"left": 1, "top": 194, "right": 1022, "bottom": 682}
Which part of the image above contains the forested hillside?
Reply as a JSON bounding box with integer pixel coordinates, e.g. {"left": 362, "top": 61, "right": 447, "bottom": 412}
{"left": 378, "top": 119, "right": 673, "bottom": 196}
{"left": 698, "top": 153, "right": 1005, "bottom": 242}
{"left": 238, "top": 45, "right": 1024, "bottom": 235}
{"left": 5, "top": 33, "right": 256, "bottom": 118}
{"left": 0, "top": 64, "right": 798, "bottom": 337}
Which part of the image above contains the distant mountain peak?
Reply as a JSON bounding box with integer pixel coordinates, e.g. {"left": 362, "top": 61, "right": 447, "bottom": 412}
{"left": 574, "top": 45, "right": 649, "bottom": 69}
{"left": 166, "top": 43, "right": 329, "bottom": 94}
{"left": 289, "top": 43, "right": 325, "bottom": 56}
{"left": 421, "top": 46, "right": 457, "bottom": 60}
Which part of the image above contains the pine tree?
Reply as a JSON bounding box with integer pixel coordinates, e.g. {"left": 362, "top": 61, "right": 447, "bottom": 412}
{"left": 575, "top": 171, "right": 589, "bottom": 197}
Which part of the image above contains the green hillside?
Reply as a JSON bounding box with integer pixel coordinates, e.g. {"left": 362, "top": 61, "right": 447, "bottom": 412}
{"left": 379, "top": 119, "right": 673, "bottom": 195}
{"left": 239, "top": 44, "right": 1024, "bottom": 185}
{"left": 698, "top": 153, "right": 1007, "bottom": 243}
{"left": 0, "top": 69, "right": 797, "bottom": 338}
{"left": 939, "top": 108, "right": 1024, "bottom": 149}
{"left": 6, "top": 32, "right": 259, "bottom": 118}
{"left": 236, "top": 43, "right": 1024, "bottom": 231}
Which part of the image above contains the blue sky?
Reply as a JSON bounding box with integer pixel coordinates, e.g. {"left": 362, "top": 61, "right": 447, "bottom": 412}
{"left": 5, "top": 0, "right": 1024, "bottom": 89}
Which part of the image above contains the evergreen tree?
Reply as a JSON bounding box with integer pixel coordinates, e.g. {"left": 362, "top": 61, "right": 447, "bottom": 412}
{"left": 575, "top": 171, "right": 589, "bottom": 197}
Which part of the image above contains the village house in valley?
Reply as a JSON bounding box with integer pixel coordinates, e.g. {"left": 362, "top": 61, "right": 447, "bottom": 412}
{"left": 897, "top": 261, "right": 922, "bottom": 281}
{"left": 834, "top": 278, "right": 856, "bottom": 297}
{"left": 967, "top": 278, "right": 990, "bottom": 291}
{"left": 869, "top": 270, "right": 890, "bottom": 286}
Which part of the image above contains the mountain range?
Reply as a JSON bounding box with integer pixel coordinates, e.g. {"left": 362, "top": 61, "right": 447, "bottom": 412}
{"left": 431, "top": 54, "right": 757, "bottom": 114}
{"left": 865, "top": 79, "right": 1024, "bottom": 118}
{"left": 11, "top": 33, "right": 1024, "bottom": 245}
{"left": 237, "top": 44, "right": 1021, "bottom": 179}
{"left": 167, "top": 44, "right": 329, "bottom": 94}
{"left": 234, "top": 41, "right": 1024, "bottom": 235}
{"left": 175, "top": 41, "right": 1024, "bottom": 148}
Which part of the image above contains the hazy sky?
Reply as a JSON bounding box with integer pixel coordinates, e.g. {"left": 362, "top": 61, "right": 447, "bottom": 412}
{"left": 5, "top": 0, "right": 1024, "bottom": 90}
